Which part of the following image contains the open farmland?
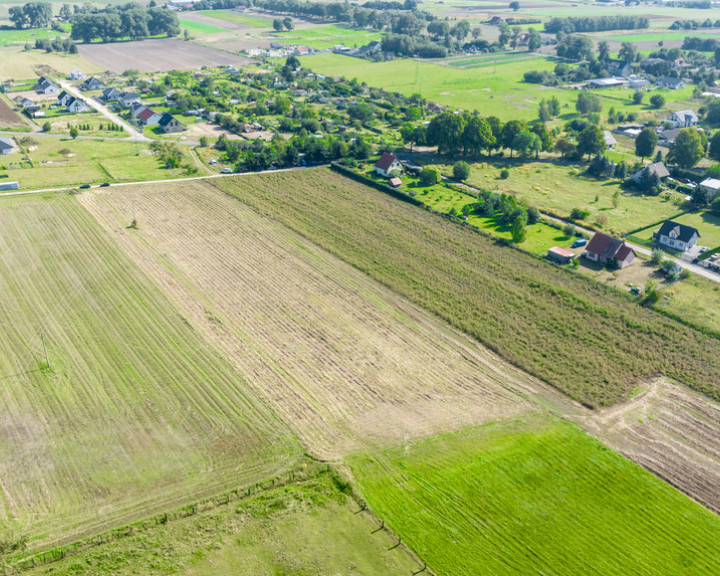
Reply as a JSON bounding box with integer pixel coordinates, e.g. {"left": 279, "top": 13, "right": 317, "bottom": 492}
{"left": 23, "top": 468, "right": 419, "bottom": 576}
{"left": 351, "top": 414, "right": 720, "bottom": 576}
{"left": 77, "top": 38, "right": 253, "bottom": 73}
{"left": 78, "top": 179, "right": 551, "bottom": 458}
{"left": 0, "top": 47, "right": 102, "bottom": 78}
{"left": 272, "top": 25, "right": 383, "bottom": 49}
{"left": 0, "top": 94, "right": 24, "bottom": 126}
{"left": 210, "top": 168, "right": 720, "bottom": 408}
{"left": 0, "top": 193, "right": 301, "bottom": 552}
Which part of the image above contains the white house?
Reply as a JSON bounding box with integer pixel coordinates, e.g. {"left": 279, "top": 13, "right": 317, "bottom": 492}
{"left": 374, "top": 152, "right": 403, "bottom": 177}
{"left": 699, "top": 178, "right": 720, "bottom": 199}
{"left": 654, "top": 220, "right": 699, "bottom": 252}
{"left": 665, "top": 110, "right": 698, "bottom": 128}
{"left": 69, "top": 68, "right": 85, "bottom": 81}
{"left": 603, "top": 130, "right": 617, "bottom": 150}
{"left": 656, "top": 76, "right": 685, "bottom": 90}
{"left": 35, "top": 77, "right": 59, "bottom": 94}
{"left": 57, "top": 90, "right": 73, "bottom": 107}
{"left": 118, "top": 92, "right": 141, "bottom": 107}
{"left": 65, "top": 97, "right": 88, "bottom": 113}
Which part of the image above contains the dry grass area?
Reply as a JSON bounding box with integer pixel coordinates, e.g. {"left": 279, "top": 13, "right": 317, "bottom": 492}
{"left": 78, "top": 180, "right": 554, "bottom": 458}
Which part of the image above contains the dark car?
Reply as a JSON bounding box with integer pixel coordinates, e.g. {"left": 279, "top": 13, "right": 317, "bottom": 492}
{"left": 571, "top": 239, "right": 587, "bottom": 248}
{"left": 79, "top": 184, "right": 91, "bottom": 189}
{"left": 99, "top": 182, "right": 110, "bottom": 187}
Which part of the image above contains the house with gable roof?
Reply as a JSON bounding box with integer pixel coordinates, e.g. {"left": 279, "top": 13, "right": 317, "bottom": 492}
{"left": 654, "top": 220, "right": 699, "bottom": 252}
{"left": 583, "top": 232, "right": 636, "bottom": 268}
{"left": 374, "top": 152, "right": 402, "bottom": 178}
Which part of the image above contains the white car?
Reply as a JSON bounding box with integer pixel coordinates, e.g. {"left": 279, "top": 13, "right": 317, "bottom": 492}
{"left": 209, "top": 159, "right": 217, "bottom": 165}
{"left": 221, "top": 168, "right": 233, "bottom": 174}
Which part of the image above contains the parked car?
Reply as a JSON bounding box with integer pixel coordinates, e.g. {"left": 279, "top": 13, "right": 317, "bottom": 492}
{"left": 221, "top": 168, "right": 233, "bottom": 174}
{"left": 571, "top": 239, "right": 587, "bottom": 248}
{"left": 79, "top": 184, "right": 91, "bottom": 189}
{"left": 99, "top": 182, "right": 110, "bottom": 187}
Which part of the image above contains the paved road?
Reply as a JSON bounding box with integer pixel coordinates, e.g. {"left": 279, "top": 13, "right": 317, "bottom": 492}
{"left": 58, "top": 80, "right": 150, "bottom": 142}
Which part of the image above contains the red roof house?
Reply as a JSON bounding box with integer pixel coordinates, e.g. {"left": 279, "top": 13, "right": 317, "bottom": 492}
{"left": 137, "top": 107, "right": 162, "bottom": 126}
{"left": 583, "top": 232, "right": 635, "bottom": 268}
{"left": 374, "top": 152, "right": 402, "bottom": 177}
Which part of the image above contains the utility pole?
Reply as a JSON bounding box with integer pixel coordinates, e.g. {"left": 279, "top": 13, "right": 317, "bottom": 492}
{"left": 40, "top": 333, "right": 50, "bottom": 369}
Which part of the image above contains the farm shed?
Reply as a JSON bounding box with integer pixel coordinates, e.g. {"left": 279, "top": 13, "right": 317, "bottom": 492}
{"left": 389, "top": 177, "right": 402, "bottom": 188}
{"left": 546, "top": 247, "right": 575, "bottom": 264}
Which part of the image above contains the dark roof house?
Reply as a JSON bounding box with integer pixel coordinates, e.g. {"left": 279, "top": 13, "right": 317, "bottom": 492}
{"left": 655, "top": 220, "right": 699, "bottom": 252}
{"left": 158, "top": 112, "right": 185, "bottom": 133}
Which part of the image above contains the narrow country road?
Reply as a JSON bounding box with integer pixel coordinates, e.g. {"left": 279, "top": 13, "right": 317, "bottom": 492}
{"left": 58, "top": 80, "right": 151, "bottom": 142}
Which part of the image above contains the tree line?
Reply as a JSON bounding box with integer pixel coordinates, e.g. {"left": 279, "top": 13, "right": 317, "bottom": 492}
{"left": 70, "top": 4, "right": 180, "bottom": 43}
{"left": 9, "top": 1, "right": 51, "bottom": 29}
{"left": 544, "top": 15, "right": 648, "bottom": 34}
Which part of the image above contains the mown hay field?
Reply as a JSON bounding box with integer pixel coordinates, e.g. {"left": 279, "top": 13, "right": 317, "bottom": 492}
{"left": 211, "top": 168, "right": 720, "bottom": 408}
{"left": 0, "top": 193, "right": 301, "bottom": 552}
{"left": 78, "top": 180, "right": 551, "bottom": 458}
{"left": 351, "top": 414, "right": 720, "bottom": 576}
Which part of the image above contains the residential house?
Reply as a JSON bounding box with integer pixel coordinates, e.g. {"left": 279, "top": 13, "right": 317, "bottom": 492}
{"left": 664, "top": 109, "right": 698, "bottom": 128}
{"left": 546, "top": 246, "right": 575, "bottom": 265}
{"left": 658, "top": 127, "right": 683, "bottom": 146}
{"left": 583, "top": 233, "right": 636, "bottom": 268}
{"left": 137, "top": 107, "right": 162, "bottom": 126}
{"left": 654, "top": 220, "right": 699, "bottom": 252}
{"left": 102, "top": 87, "right": 122, "bottom": 101}
{"left": 603, "top": 130, "right": 617, "bottom": 150}
{"left": 35, "top": 77, "right": 59, "bottom": 94}
{"left": 118, "top": 92, "right": 141, "bottom": 107}
{"left": 607, "top": 59, "right": 632, "bottom": 77}
{"left": 699, "top": 178, "right": 720, "bottom": 199}
{"left": 158, "top": 113, "right": 185, "bottom": 133}
{"left": 627, "top": 76, "right": 650, "bottom": 90}
{"left": 0, "top": 137, "right": 15, "bottom": 155}
{"left": 19, "top": 97, "right": 34, "bottom": 108}
{"left": 82, "top": 76, "right": 104, "bottom": 91}
{"left": 65, "top": 97, "right": 88, "bottom": 113}
{"left": 374, "top": 152, "right": 403, "bottom": 177}
{"left": 69, "top": 68, "right": 85, "bottom": 81}
{"left": 631, "top": 162, "right": 670, "bottom": 185}
{"left": 358, "top": 40, "right": 381, "bottom": 56}
{"left": 656, "top": 76, "right": 685, "bottom": 90}
{"left": 489, "top": 16, "right": 503, "bottom": 24}
{"left": 672, "top": 58, "right": 687, "bottom": 68}
{"left": 57, "top": 91, "right": 73, "bottom": 107}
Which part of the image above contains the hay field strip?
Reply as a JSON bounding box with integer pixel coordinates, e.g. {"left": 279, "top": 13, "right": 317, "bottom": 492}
{"left": 0, "top": 193, "right": 301, "bottom": 551}
{"left": 77, "top": 180, "right": 570, "bottom": 459}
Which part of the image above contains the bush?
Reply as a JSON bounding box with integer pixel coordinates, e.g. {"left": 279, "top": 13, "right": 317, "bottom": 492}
{"left": 452, "top": 161, "right": 471, "bottom": 181}
{"left": 570, "top": 207, "right": 588, "bottom": 220}
{"left": 526, "top": 205, "right": 540, "bottom": 225}
{"left": 419, "top": 167, "right": 440, "bottom": 186}
{"left": 650, "top": 94, "right": 665, "bottom": 109}
{"left": 41, "top": 122, "right": 51, "bottom": 132}
{"left": 500, "top": 169, "right": 510, "bottom": 179}
{"left": 563, "top": 223, "right": 576, "bottom": 236}
{"left": 650, "top": 247, "right": 664, "bottom": 264}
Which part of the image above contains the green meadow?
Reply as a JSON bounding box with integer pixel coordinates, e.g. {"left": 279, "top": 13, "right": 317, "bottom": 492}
{"left": 273, "top": 24, "right": 383, "bottom": 49}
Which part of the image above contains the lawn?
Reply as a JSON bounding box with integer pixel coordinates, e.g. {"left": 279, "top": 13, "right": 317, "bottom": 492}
{"left": 46, "top": 112, "right": 126, "bottom": 137}
{"left": 21, "top": 467, "right": 418, "bottom": 575}
{"left": 0, "top": 27, "right": 68, "bottom": 46}
{"left": 198, "top": 9, "right": 271, "bottom": 27}
{"left": 0, "top": 46, "right": 102, "bottom": 77}
{"left": 212, "top": 168, "right": 720, "bottom": 408}
{"left": 461, "top": 159, "right": 684, "bottom": 234}
{"left": 1, "top": 138, "right": 193, "bottom": 188}
{"left": 656, "top": 211, "right": 720, "bottom": 248}
{"left": 0, "top": 193, "right": 301, "bottom": 552}
{"left": 179, "top": 18, "right": 229, "bottom": 34}
{"left": 350, "top": 414, "right": 720, "bottom": 576}
{"left": 273, "top": 24, "right": 383, "bottom": 50}
{"left": 661, "top": 273, "right": 720, "bottom": 335}
{"left": 601, "top": 31, "right": 718, "bottom": 43}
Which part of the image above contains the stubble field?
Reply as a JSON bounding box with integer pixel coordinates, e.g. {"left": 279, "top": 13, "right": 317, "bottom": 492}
{"left": 0, "top": 192, "right": 301, "bottom": 552}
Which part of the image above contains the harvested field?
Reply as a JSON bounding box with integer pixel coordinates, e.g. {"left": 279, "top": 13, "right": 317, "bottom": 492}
{"left": 78, "top": 179, "right": 557, "bottom": 458}
{"left": 0, "top": 193, "right": 301, "bottom": 551}
{"left": 78, "top": 38, "right": 253, "bottom": 73}
{"left": 0, "top": 94, "right": 22, "bottom": 125}
{"left": 0, "top": 47, "right": 102, "bottom": 78}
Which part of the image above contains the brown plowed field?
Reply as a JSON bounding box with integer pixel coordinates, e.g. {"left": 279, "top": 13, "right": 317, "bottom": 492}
{"left": 0, "top": 95, "right": 23, "bottom": 126}
{"left": 78, "top": 180, "right": 554, "bottom": 458}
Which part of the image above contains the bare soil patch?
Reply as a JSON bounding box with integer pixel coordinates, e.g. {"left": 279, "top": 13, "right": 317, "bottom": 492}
{"left": 79, "top": 180, "right": 551, "bottom": 458}
{"left": 186, "top": 121, "right": 243, "bottom": 140}
{"left": 78, "top": 38, "right": 254, "bottom": 73}
{"left": 0, "top": 96, "right": 23, "bottom": 126}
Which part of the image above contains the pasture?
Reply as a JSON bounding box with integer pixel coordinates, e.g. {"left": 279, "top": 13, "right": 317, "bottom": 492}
{"left": 179, "top": 18, "right": 230, "bottom": 35}
{"left": 0, "top": 193, "right": 301, "bottom": 552}
{"left": 77, "top": 38, "right": 252, "bottom": 73}
{"left": 79, "top": 179, "right": 543, "bottom": 458}
{"left": 0, "top": 138, "right": 194, "bottom": 189}
{"left": 199, "top": 9, "right": 272, "bottom": 28}
{"left": 0, "top": 27, "right": 68, "bottom": 46}
{"left": 22, "top": 468, "right": 418, "bottom": 576}
{"left": 210, "top": 168, "right": 720, "bottom": 408}
{"left": 351, "top": 414, "right": 720, "bottom": 576}
{"left": 273, "top": 25, "right": 383, "bottom": 49}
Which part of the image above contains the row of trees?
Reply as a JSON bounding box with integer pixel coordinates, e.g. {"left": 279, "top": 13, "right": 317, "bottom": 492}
{"left": 70, "top": 4, "right": 180, "bottom": 43}
{"left": 9, "top": 1, "right": 52, "bottom": 29}
{"left": 544, "top": 15, "right": 648, "bottom": 34}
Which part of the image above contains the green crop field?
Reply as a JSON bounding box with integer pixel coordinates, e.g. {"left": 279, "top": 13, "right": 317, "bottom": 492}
{"left": 350, "top": 414, "right": 720, "bottom": 576}
{"left": 0, "top": 193, "right": 301, "bottom": 553}
{"left": 23, "top": 468, "right": 418, "bottom": 576}
{"left": 273, "top": 25, "right": 383, "bottom": 49}
{"left": 301, "top": 54, "right": 695, "bottom": 122}
{"left": 460, "top": 159, "right": 684, "bottom": 234}
{"left": 179, "top": 18, "right": 229, "bottom": 34}
{"left": 212, "top": 168, "right": 720, "bottom": 407}
{"left": 198, "top": 9, "right": 271, "bottom": 27}
{"left": 0, "top": 138, "right": 195, "bottom": 189}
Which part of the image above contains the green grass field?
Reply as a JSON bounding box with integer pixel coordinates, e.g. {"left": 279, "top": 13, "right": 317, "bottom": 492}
{"left": 179, "top": 18, "right": 229, "bottom": 34}
{"left": 22, "top": 468, "right": 418, "bottom": 575}
{"left": 461, "top": 159, "right": 684, "bottom": 234}
{"left": 351, "top": 414, "right": 720, "bottom": 576}
{"left": 0, "top": 193, "right": 301, "bottom": 552}
{"left": 636, "top": 210, "right": 720, "bottom": 248}
{"left": 661, "top": 273, "right": 720, "bottom": 335}
{"left": 0, "top": 27, "right": 67, "bottom": 46}
{"left": 600, "top": 31, "right": 717, "bottom": 43}
{"left": 212, "top": 168, "right": 720, "bottom": 408}
{"left": 273, "top": 25, "right": 383, "bottom": 49}
{"left": 198, "top": 9, "right": 271, "bottom": 27}
{"left": 1, "top": 138, "right": 192, "bottom": 188}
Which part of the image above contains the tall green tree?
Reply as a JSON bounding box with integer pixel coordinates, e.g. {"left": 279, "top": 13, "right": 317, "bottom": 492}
{"left": 462, "top": 115, "right": 495, "bottom": 158}
{"left": 618, "top": 41, "right": 637, "bottom": 63}
{"left": 576, "top": 125, "right": 605, "bottom": 159}
{"left": 708, "top": 131, "right": 720, "bottom": 161}
{"left": 576, "top": 90, "right": 601, "bottom": 115}
{"left": 9, "top": 1, "right": 52, "bottom": 29}
{"left": 427, "top": 111, "right": 466, "bottom": 155}
{"left": 500, "top": 120, "right": 528, "bottom": 156}
{"left": 528, "top": 28, "right": 541, "bottom": 51}
{"left": 635, "top": 127, "right": 658, "bottom": 160}
{"left": 597, "top": 40, "right": 610, "bottom": 62}
{"left": 668, "top": 128, "right": 704, "bottom": 168}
